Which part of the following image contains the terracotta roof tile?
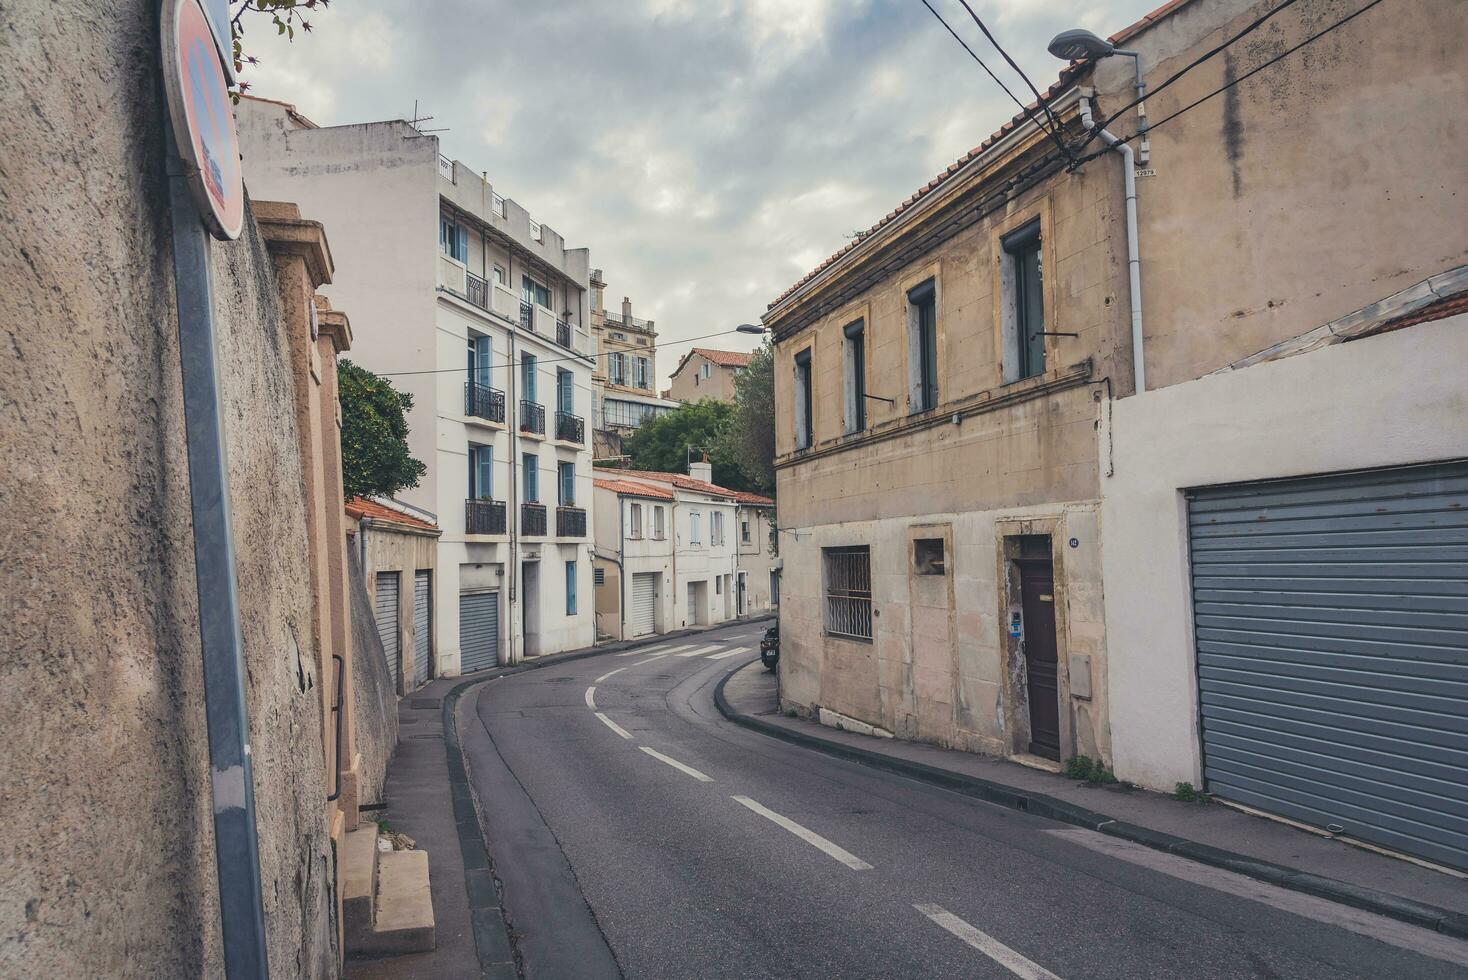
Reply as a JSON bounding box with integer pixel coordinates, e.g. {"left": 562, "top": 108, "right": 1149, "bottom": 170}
{"left": 345, "top": 497, "right": 439, "bottom": 532}
{"left": 596, "top": 467, "right": 738, "bottom": 499}
{"left": 1373, "top": 291, "right": 1468, "bottom": 335}
{"left": 593, "top": 478, "right": 676, "bottom": 500}
{"left": 733, "top": 490, "right": 774, "bottom": 506}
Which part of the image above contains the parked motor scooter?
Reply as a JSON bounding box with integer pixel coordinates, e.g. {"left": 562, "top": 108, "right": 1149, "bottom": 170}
{"left": 759, "top": 623, "right": 779, "bottom": 672}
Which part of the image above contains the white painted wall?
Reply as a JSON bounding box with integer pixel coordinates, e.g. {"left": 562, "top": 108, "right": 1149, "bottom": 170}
{"left": 1102, "top": 315, "right": 1468, "bottom": 792}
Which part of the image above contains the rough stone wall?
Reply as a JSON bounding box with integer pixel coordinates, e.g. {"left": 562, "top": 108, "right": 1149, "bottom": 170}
{"left": 0, "top": 3, "right": 334, "bottom": 977}
{"left": 347, "top": 543, "right": 399, "bottom": 805}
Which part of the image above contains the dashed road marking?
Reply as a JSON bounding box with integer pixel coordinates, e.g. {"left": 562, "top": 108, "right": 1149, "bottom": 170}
{"left": 913, "top": 904, "right": 1061, "bottom": 979}
{"left": 639, "top": 747, "right": 714, "bottom": 782}
{"left": 730, "top": 796, "right": 873, "bottom": 870}
{"left": 594, "top": 712, "right": 633, "bottom": 739}
{"left": 594, "top": 667, "right": 627, "bottom": 683}
{"left": 584, "top": 686, "right": 597, "bottom": 709}
{"left": 631, "top": 654, "right": 668, "bottom": 667}
{"left": 676, "top": 644, "right": 722, "bottom": 657}
{"left": 706, "top": 649, "right": 747, "bottom": 660}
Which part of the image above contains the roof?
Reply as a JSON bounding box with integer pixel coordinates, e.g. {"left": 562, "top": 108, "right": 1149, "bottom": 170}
{"left": 594, "top": 467, "right": 738, "bottom": 499}
{"left": 765, "top": 0, "right": 1201, "bottom": 315}
{"left": 593, "top": 478, "right": 676, "bottom": 501}
{"left": 237, "top": 92, "right": 320, "bottom": 130}
{"left": 1374, "top": 290, "right": 1468, "bottom": 335}
{"left": 345, "top": 497, "right": 439, "bottom": 532}
{"left": 672, "top": 347, "right": 752, "bottom": 377}
{"left": 733, "top": 490, "right": 774, "bottom": 506}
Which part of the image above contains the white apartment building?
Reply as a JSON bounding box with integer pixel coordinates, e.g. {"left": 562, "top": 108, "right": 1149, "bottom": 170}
{"left": 590, "top": 463, "right": 739, "bottom": 639}
{"left": 237, "top": 96, "right": 596, "bottom": 676}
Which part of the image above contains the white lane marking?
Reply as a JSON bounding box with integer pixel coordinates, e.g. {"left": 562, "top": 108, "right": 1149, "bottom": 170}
{"left": 617, "top": 644, "right": 685, "bottom": 657}
{"left": 676, "top": 644, "right": 722, "bottom": 658}
{"left": 914, "top": 904, "right": 1061, "bottom": 980}
{"left": 584, "top": 686, "right": 597, "bottom": 709}
{"left": 706, "top": 649, "right": 748, "bottom": 660}
{"left": 1045, "top": 828, "right": 1468, "bottom": 969}
{"left": 594, "top": 712, "right": 633, "bottom": 739}
{"left": 594, "top": 667, "right": 627, "bottom": 683}
{"left": 631, "top": 654, "right": 667, "bottom": 667}
{"left": 639, "top": 747, "right": 714, "bottom": 782}
{"left": 730, "top": 795, "right": 873, "bottom": 870}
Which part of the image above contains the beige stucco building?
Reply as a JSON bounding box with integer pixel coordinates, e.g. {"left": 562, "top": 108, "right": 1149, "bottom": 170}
{"left": 347, "top": 497, "right": 441, "bottom": 694}
{"left": 589, "top": 269, "right": 677, "bottom": 459}
{"left": 665, "top": 347, "right": 751, "bottom": 404}
{"left": 768, "top": 0, "right": 1468, "bottom": 872}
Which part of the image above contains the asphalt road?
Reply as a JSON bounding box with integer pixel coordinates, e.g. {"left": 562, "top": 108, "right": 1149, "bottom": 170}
{"left": 463, "top": 622, "right": 1468, "bottom": 980}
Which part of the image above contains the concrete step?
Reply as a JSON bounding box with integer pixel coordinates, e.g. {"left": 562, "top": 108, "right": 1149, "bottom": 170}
{"left": 340, "top": 824, "right": 380, "bottom": 948}
{"left": 349, "top": 849, "right": 436, "bottom": 957}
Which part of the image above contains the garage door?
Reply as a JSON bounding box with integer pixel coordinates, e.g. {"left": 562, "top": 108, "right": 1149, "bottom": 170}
{"left": 460, "top": 591, "right": 499, "bottom": 673}
{"left": 630, "top": 572, "right": 658, "bottom": 638}
{"left": 413, "top": 571, "right": 431, "bottom": 688}
{"left": 374, "top": 572, "right": 400, "bottom": 691}
{"left": 1187, "top": 461, "right": 1468, "bottom": 871}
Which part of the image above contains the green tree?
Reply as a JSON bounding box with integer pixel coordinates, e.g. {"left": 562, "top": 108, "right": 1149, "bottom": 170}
{"left": 616, "top": 399, "right": 756, "bottom": 492}
{"left": 338, "top": 359, "right": 425, "bottom": 501}
{"left": 723, "top": 340, "right": 775, "bottom": 493}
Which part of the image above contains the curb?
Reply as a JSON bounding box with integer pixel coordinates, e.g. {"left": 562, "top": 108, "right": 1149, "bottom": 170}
{"left": 712, "top": 665, "right": 1468, "bottom": 941}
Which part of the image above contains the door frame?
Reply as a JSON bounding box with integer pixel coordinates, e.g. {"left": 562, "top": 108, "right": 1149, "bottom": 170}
{"left": 995, "top": 519, "right": 1076, "bottom": 763}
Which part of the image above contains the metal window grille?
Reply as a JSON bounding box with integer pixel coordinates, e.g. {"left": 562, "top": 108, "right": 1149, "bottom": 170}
{"left": 823, "top": 546, "right": 872, "bottom": 641}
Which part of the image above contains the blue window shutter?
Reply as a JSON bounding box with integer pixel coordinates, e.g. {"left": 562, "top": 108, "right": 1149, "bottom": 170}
{"left": 566, "top": 560, "right": 577, "bottom": 615}
{"left": 477, "top": 446, "right": 493, "bottom": 498}
{"left": 455, "top": 225, "right": 468, "bottom": 263}
{"left": 475, "top": 336, "right": 492, "bottom": 387}
{"left": 559, "top": 462, "right": 574, "bottom": 505}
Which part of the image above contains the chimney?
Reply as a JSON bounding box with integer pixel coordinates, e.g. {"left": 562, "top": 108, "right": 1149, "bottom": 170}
{"left": 622, "top": 296, "right": 633, "bottom": 321}
{"left": 688, "top": 455, "right": 713, "bottom": 484}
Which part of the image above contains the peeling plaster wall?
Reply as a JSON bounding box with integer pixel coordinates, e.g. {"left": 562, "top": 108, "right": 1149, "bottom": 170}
{"left": 0, "top": 4, "right": 334, "bottom": 976}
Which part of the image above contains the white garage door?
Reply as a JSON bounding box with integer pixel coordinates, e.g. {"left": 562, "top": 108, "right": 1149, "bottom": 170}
{"left": 374, "top": 571, "right": 400, "bottom": 690}
{"left": 630, "top": 572, "right": 658, "bottom": 638}
{"left": 460, "top": 591, "right": 500, "bottom": 673}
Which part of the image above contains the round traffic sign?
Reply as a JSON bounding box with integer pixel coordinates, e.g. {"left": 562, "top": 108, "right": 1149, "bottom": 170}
{"left": 162, "top": 0, "right": 245, "bottom": 240}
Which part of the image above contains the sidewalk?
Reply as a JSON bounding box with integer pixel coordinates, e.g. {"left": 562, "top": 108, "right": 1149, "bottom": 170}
{"left": 717, "top": 659, "right": 1468, "bottom": 939}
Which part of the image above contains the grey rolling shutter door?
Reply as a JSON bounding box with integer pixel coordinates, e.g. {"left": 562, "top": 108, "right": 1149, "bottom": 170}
{"left": 414, "top": 571, "right": 431, "bottom": 687}
{"left": 459, "top": 591, "right": 500, "bottom": 673}
{"left": 631, "top": 573, "right": 658, "bottom": 637}
{"left": 374, "top": 572, "right": 401, "bottom": 690}
{"left": 1187, "top": 461, "right": 1468, "bottom": 871}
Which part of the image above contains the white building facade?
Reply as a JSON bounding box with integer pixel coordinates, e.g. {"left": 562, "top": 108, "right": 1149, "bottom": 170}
{"left": 237, "top": 98, "right": 596, "bottom": 675}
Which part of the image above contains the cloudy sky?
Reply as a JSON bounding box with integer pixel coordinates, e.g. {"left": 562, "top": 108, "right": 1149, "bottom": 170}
{"left": 243, "top": 0, "right": 1159, "bottom": 387}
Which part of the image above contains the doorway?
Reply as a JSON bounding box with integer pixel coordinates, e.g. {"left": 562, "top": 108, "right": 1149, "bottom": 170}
{"left": 737, "top": 571, "right": 747, "bottom": 616}
{"left": 1015, "top": 539, "right": 1060, "bottom": 760}
{"left": 521, "top": 560, "right": 540, "bottom": 659}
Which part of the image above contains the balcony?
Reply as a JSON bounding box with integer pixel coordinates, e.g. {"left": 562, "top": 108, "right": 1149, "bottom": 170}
{"left": 519, "top": 400, "right": 545, "bottom": 436}
{"left": 556, "top": 318, "right": 572, "bottom": 349}
{"left": 465, "top": 498, "right": 507, "bottom": 535}
{"left": 555, "top": 411, "right": 584, "bottom": 445}
{"left": 521, "top": 502, "right": 548, "bottom": 536}
{"left": 465, "top": 270, "right": 489, "bottom": 311}
{"left": 557, "top": 506, "right": 587, "bottom": 538}
{"left": 464, "top": 382, "right": 505, "bottom": 423}
{"left": 519, "top": 300, "right": 533, "bottom": 330}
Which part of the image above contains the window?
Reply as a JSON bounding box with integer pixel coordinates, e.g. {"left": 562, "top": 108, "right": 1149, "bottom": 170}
{"left": 653, "top": 506, "right": 665, "bottom": 540}
{"left": 702, "top": 363, "right": 712, "bottom": 379}
{"left": 741, "top": 519, "right": 751, "bottom": 544}
{"left": 712, "top": 511, "right": 724, "bottom": 546}
{"left": 634, "top": 356, "right": 649, "bottom": 389}
{"left": 493, "top": 264, "right": 506, "bottom": 287}
{"left": 793, "top": 348, "right": 813, "bottom": 450}
{"left": 1003, "top": 221, "right": 1046, "bottom": 382}
{"left": 908, "top": 281, "right": 938, "bottom": 412}
{"left": 914, "top": 538, "right": 946, "bottom": 575}
{"left": 557, "top": 369, "right": 573, "bottom": 415}
{"left": 558, "top": 461, "right": 575, "bottom": 505}
{"left": 440, "top": 216, "right": 467, "bottom": 263}
{"left": 629, "top": 502, "right": 643, "bottom": 538}
{"left": 843, "top": 318, "right": 866, "bottom": 433}
{"left": 690, "top": 511, "right": 702, "bottom": 545}
{"left": 609, "top": 351, "right": 625, "bottom": 385}
{"left": 522, "top": 354, "right": 537, "bottom": 403}
{"left": 522, "top": 453, "right": 538, "bottom": 502}
{"left": 565, "top": 560, "right": 578, "bottom": 615}
{"left": 770, "top": 569, "right": 780, "bottom": 606}
{"left": 521, "top": 275, "right": 551, "bottom": 310}
{"left": 467, "top": 335, "right": 491, "bottom": 387}
{"left": 468, "top": 444, "right": 493, "bottom": 499}
{"left": 823, "top": 546, "right": 873, "bottom": 641}
{"left": 715, "top": 577, "right": 722, "bottom": 595}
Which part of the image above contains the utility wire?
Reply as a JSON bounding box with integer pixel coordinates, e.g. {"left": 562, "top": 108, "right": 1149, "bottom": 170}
{"left": 1071, "top": 0, "right": 1389, "bottom": 166}
{"left": 952, "top": 0, "right": 1075, "bottom": 163}
{"left": 917, "top": 0, "right": 1069, "bottom": 160}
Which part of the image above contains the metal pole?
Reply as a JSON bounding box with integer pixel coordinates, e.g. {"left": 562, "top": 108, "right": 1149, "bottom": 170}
{"left": 165, "top": 125, "right": 270, "bottom": 979}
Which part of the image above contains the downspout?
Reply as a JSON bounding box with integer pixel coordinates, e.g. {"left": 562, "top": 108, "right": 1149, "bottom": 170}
{"left": 507, "top": 307, "right": 520, "bottom": 666}
{"left": 1080, "top": 95, "right": 1145, "bottom": 394}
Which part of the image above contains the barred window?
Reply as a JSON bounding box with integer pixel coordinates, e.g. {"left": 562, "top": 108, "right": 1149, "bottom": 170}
{"left": 823, "top": 546, "right": 872, "bottom": 641}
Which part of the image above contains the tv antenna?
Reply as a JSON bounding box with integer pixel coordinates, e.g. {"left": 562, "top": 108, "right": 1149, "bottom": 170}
{"left": 407, "top": 100, "right": 449, "bottom": 136}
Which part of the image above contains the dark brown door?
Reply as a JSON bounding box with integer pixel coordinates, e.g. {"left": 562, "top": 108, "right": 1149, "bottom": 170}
{"left": 1017, "top": 557, "right": 1061, "bottom": 760}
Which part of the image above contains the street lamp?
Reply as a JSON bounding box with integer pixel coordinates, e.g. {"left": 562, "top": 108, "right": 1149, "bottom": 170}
{"left": 735, "top": 323, "right": 766, "bottom": 335}
{"left": 1047, "top": 28, "right": 1149, "bottom": 164}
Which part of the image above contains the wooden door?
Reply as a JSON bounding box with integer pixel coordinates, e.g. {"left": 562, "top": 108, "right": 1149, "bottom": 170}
{"left": 1017, "top": 557, "right": 1061, "bottom": 760}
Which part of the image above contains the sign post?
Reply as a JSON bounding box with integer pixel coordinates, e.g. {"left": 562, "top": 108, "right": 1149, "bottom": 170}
{"left": 161, "top": 1, "right": 268, "bottom": 977}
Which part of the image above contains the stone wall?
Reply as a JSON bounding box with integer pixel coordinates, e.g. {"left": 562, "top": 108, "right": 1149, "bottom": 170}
{"left": 347, "top": 545, "right": 399, "bottom": 805}
{"left": 0, "top": 3, "right": 335, "bottom": 976}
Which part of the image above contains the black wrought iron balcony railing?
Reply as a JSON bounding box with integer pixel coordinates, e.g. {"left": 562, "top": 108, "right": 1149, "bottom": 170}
{"left": 555, "top": 411, "right": 584, "bottom": 445}
{"left": 465, "top": 271, "right": 489, "bottom": 310}
{"left": 556, "top": 318, "right": 572, "bottom": 349}
{"left": 519, "top": 400, "right": 545, "bottom": 435}
{"left": 519, "top": 300, "right": 533, "bottom": 329}
{"left": 464, "top": 382, "right": 505, "bottom": 423}
{"left": 521, "top": 502, "right": 548, "bottom": 536}
{"left": 557, "top": 506, "right": 587, "bottom": 539}
{"left": 465, "top": 498, "right": 507, "bottom": 535}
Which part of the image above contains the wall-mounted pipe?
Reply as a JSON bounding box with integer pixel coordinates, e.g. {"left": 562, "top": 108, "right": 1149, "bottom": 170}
{"left": 1081, "top": 96, "right": 1146, "bottom": 394}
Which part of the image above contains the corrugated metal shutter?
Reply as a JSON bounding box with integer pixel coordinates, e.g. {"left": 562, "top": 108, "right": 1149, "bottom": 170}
{"left": 631, "top": 572, "right": 658, "bottom": 638}
{"left": 374, "top": 572, "right": 400, "bottom": 691}
{"left": 1187, "top": 460, "right": 1468, "bottom": 871}
{"left": 413, "top": 571, "right": 431, "bottom": 688}
{"left": 459, "top": 591, "right": 500, "bottom": 673}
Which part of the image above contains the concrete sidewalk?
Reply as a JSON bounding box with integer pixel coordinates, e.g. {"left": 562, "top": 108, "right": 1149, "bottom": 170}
{"left": 718, "top": 659, "right": 1468, "bottom": 938}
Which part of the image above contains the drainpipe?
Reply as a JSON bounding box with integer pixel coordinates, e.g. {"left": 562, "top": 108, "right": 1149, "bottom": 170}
{"left": 1081, "top": 95, "right": 1145, "bottom": 394}
{"left": 507, "top": 297, "right": 520, "bottom": 666}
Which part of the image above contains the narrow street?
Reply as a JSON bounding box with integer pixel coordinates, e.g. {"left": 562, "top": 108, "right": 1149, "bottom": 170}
{"left": 460, "top": 623, "right": 1468, "bottom": 980}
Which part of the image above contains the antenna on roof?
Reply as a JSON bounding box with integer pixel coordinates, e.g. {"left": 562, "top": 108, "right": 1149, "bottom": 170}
{"left": 407, "top": 100, "right": 450, "bottom": 136}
